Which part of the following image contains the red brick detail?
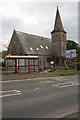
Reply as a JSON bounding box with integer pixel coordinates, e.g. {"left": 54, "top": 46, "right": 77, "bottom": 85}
{"left": 18, "top": 58, "right": 20, "bottom": 74}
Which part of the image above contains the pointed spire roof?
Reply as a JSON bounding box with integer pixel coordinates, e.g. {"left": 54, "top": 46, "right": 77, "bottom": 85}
{"left": 51, "top": 7, "right": 66, "bottom": 33}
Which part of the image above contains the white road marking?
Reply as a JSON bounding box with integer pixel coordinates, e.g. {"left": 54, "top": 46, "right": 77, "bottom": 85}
{"left": 58, "top": 84, "right": 73, "bottom": 88}
{"left": 0, "top": 90, "right": 20, "bottom": 93}
{"left": 52, "top": 84, "right": 57, "bottom": 87}
{"left": 57, "top": 82, "right": 70, "bottom": 85}
{"left": 56, "top": 108, "right": 78, "bottom": 118}
{"left": 0, "top": 89, "right": 21, "bottom": 97}
{"left": 52, "top": 82, "right": 79, "bottom": 88}
{"left": 0, "top": 93, "right": 21, "bottom": 97}
{"left": 33, "top": 78, "right": 37, "bottom": 80}
{"left": 52, "top": 82, "right": 70, "bottom": 87}
{"left": 1, "top": 79, "right": 32, "bottom": 83}
{"left": 72, "top": 82, "right": 79, "bottom": 85}
{"left": 40, "top": 82, "right": 44, "bottom": 84}
{"left": 1, "top": 77, "right": 56, "bottom": 83}
{"left": 34, "top": 87, "right": 40, "bottom": 91}
{"left": 44, "top": 81, "right": 53, "bottom": 83}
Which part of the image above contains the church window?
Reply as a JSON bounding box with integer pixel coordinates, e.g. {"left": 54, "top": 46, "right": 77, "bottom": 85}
{"left": 30, "top": 47, "right": 33, "bottom": 51}
{"left": 45, "top": 46, "right": 48, "bottom": 49}
{"left": 40, "top": 45, "right": 43, "bottom": 49}
{"left": 36, "top": 48, "right": 39, "bottom": 51}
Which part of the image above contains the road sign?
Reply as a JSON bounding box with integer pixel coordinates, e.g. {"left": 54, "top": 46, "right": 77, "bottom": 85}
{"left": 66, "top": 49, "right": 76, "bottom": 58}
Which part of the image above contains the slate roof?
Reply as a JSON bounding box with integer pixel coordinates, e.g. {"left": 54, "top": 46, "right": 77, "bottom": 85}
{"left": 16, "top": 30, "right": 52, "bottom": 55}
{"left": 51, "top": 7, "right": 66, "bottom": 34}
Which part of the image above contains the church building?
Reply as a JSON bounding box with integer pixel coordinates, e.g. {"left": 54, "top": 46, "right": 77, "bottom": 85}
{"left": 6, "top": 7, "right": 67, "bottom": 73}
{"left": 51, "top": 7, "right": 67, "bottom": 66}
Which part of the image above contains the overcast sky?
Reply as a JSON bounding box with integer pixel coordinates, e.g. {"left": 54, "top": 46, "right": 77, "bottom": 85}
{"left": 0, "top": 0, "right": 78, "bottom": 51}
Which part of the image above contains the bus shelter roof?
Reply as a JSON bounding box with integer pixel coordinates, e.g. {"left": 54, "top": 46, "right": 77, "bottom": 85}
{"left": 5, "top": 55, "right": 39, "bottom": 59}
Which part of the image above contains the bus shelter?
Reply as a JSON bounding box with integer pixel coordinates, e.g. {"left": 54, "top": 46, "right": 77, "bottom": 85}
{"left": 5, "top": 55, "right": 39, "bottom": 74}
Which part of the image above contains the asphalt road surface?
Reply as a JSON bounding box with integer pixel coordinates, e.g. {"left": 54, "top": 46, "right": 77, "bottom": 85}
{"left": 1, "top": 75, "right": 79, "bottom": 118}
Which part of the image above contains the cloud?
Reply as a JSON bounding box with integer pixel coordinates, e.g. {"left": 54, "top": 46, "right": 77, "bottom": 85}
{"left": 0, "top": 1, "right": 78, "bottom": 51}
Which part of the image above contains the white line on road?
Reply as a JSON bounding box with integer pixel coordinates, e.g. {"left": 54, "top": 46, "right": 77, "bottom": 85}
{"left": 58, "top": 84, "right": 73, "bottom": 88}
{"left": 72, "top": 82, "right": 79, "bottom": 86}
{"left": 52, "top": 82, "right": 79, "bottom": 88}
{"left": 56, "top": 109, "right": 78, "bottom": 118}
{"left": 0, "top": 93, "right": 21, "bottom": 97}
{"left": 0, "top": 90, "right": 20, "bottom": 93}
{"left": 1, "top": 77, "right": 56, "bottom": 83}
{"left": 1, "top": 79, "right": 32, "bottom": 83}
{"left": 0, "top": 89, "right": 21, "bottom": 97}
{"left": 34, "top": 87, "right": 40, "bottom": 91}
{"left": 52, "top": 82, "right": 70, "bottom": 87}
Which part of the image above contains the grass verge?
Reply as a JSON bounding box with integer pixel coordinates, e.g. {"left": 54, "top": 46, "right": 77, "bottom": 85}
{"left": 49, "top": 69, "right": 79, "bottom": 76}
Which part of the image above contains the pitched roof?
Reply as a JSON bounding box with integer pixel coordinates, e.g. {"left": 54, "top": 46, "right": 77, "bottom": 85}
{"left": 16, "top": 30, "right": 52, "bottom": 55}
{"left": 51, "top": 7, "right": 66, "bottom": 33}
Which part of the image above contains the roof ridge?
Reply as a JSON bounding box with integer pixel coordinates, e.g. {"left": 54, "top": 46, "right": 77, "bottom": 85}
{"left": 16, "top": 30, "right": 51, "bottom": 40}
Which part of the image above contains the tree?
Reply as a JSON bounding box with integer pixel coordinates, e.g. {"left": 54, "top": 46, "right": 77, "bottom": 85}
{"left": 67, "top": 40, "right": 80, "bottom": 55}
{"left": 76, "top": 45, "right": 80, "bottom": 55}
{"left": 2, "top": 50, "right": 7, "bottom": 58}
{"left": 67, "top": 40, "right": 77, "bottom": 50}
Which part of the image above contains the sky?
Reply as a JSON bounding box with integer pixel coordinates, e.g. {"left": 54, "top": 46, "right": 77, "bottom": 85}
{"left": 0, "top": 0, "right": 79, "bottom": 51}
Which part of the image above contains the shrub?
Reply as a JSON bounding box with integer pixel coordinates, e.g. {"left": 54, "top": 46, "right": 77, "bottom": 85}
{"left": 39, "top": 68, "right": 42, "bottom": 71}
{"left": 2, "top": 61, "right": 5, "bottom": 67}
{"left": 68, "top": 63, "right": 75, "bottom": 69}
{"left": 76, "top": 62, "right": 80, "bottom": 70}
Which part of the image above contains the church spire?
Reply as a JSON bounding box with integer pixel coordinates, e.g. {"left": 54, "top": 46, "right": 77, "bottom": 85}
{"left": 51, "top": 7, "right": 66, "bottom": 33}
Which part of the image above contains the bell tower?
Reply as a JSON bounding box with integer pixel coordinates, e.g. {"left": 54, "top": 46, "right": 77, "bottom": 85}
{"left": 51, "top": 7, "right": 67, "bottom": 66}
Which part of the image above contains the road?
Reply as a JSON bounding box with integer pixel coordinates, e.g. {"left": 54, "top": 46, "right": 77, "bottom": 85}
{"left": 2, "top": 75, "right": 79, "bottom": 118}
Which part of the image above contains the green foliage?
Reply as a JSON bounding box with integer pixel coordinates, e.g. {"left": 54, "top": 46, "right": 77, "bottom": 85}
{"left": 67, "top": 40, "right": 80, "bottom": 55}
{"left": 0, "top": 62, "right": 2, "bottom": 67}
{"left": 2, "top": 50, "right": 7, "bottom": 58}
{"left": 76, "top": 62, "right": 80, "bottom": 70}
{"left": 49, "top": 69, "right": 78, "bottom": 76}
{"left": 67, "top": 40, "right": 77, "bottom": 50}
{"left": 68, "top": 63, "right": 75, "bottom": 69}
{"left": 76, "top": 45, "right": 80, "bottom": 55}
{"left": 0, "top": 54, "right": 1, "bottom": 59}
{"left": 77, "top": 55, "right": 80, "bottom": 62}
{"left": 2, "top": 61, "right": 5, "bottom": 67}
